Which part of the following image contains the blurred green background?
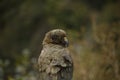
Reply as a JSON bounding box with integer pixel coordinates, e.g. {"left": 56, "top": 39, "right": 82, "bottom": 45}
{"left": 0, "top": 0, "right": 120, "bottom": 80}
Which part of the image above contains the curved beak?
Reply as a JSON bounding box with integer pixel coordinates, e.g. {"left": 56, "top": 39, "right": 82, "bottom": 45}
{"left": 64, "top": 37, "right": 69, "bottom": 47}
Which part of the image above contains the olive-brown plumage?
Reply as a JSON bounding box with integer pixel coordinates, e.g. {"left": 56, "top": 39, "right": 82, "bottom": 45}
{"left": 38, "top": 29, "right": 73, "bottom": 80}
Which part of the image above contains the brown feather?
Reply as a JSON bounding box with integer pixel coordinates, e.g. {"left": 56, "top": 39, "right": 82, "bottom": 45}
{"left": 38, "top": 29, "right": 73, "bottom": 80}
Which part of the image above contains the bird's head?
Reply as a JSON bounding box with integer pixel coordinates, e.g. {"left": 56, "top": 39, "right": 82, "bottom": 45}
{"left": 43, "top": 29, "right": 69, "bottom": 47}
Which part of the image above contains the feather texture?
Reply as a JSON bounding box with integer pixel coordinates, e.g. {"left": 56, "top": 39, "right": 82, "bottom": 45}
{"left": 38, "top": 29, "right": 73, "bottom": 80}
{"left": 38, "top": 44, "right": 73, "bottom": 80}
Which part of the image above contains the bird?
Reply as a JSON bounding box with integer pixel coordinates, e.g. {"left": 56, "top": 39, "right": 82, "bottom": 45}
{"left": 37, "top": 29, "right": 73, "bottom": 80}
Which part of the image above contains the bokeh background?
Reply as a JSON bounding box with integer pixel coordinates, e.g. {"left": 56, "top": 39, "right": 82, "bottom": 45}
{"left": 0, "top": 0, "right": 120, "bottom": 80}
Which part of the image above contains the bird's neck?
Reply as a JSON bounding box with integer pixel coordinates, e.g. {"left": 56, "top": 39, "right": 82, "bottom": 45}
{"left": 43, "top": 43, "right": 65, "bottom": 49}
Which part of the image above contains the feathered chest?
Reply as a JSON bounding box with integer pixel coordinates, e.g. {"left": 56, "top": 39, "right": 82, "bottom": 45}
{"left": 38, "top": 45, "right": 72, "bottom": 74}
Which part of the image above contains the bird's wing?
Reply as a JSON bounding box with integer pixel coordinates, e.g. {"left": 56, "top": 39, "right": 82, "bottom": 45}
{"left": 58, "top": 49, "right": 73, "bottom": 80}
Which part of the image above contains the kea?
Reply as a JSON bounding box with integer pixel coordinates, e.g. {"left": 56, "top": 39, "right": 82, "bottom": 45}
{"left": 38, "top": 29, "right": 73, "bottom": 80}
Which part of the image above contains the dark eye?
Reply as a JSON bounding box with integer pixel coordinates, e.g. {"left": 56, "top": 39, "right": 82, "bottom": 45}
{"left": 51, "top": 35, "right": 58, "bottom": 40}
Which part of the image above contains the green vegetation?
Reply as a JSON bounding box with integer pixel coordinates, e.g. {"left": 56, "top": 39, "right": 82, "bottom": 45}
{"left": 0, "top": 0, "right": 120, "bottom": 80}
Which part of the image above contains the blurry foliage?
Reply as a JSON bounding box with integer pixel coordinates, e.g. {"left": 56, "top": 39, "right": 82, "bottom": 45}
{"left": 0, "top": 0, "right": 120, "bottom": 80}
